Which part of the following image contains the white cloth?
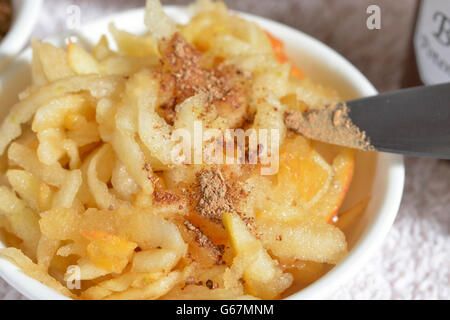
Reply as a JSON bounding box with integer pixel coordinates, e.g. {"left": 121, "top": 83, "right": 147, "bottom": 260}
{"left": 0, "top": 0, "right": 448, "bottom": 300}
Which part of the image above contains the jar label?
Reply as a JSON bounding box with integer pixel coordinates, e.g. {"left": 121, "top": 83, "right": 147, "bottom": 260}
{"left": 414, "top": 0, "right": 450, "bottom": 85}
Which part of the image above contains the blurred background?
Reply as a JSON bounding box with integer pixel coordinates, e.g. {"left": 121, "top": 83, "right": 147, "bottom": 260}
{"left": 1, "top": 0, "right": 448, "bottom": 299}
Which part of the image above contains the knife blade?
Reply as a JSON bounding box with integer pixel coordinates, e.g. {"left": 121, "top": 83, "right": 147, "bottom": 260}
{"left": 347, "top": 83, "right": 450, "bottom": 159}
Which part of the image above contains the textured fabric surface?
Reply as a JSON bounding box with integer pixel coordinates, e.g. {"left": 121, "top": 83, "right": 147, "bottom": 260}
{"left": 1, "top": 0, "right": 448, "bottom": 300}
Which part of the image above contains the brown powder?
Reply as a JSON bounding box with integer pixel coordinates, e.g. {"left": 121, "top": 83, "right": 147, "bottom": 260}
{"left": 196, "top": 169, "right": 234, "bottom": 223}
{"left": 159, "top": 33, "right": 250, "bottom": 127}
{"left": 0, "top": 0, "right": 12, "bottom": 41}
{"left": 184, "top": 220, "right": 224, "bottom": 258}
{"left": 161, "top": 33, "right": 228, "bottom": 103}
{"left": 153, "top": 190, "right": 181, "bottom": 205}
{"left": 285, "top": 103, "right": 374, "bottom": 151}
{"left": 237, "top": 212, "right": 261, "bottom": 239}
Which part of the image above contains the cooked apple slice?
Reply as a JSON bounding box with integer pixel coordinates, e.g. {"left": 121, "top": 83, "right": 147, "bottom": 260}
{"left": 336, "top": 197, "right": 370, "bottom": 232}
{"left": 285, "top": 261, "right": 327, "bottom": 287}
{"left": 131, "top": 248, "right": 179, "bottom": 273}
{"left": 273, "top": 140, "right": 354, "bottom": 223}
{"left": 0, "top": 186, "right": 41, "bottom": 259}
{"left": 32, "top": 40, "right": 75, "bottom": 84}
{"left": 109, "top": 23, "right": 159, "bottom": 57}
{"left": 273, "top": 135, "right": 333, "bottom": 219}
{"left": 309, "top": 147, "right": 355, "bottom": 223}
{"left": 277, "top": 136, "right": 332, "bottom": 205}
{"left": 6, "top": 169, "right": 52, "bottom": 212}
{"left": 81, "top": 230, "right": 137, "bottom": 273}
{"left": 265, "top": 31, "right": 304, "bottom": 79}
{"left": 223, "top": 212, "right": 292, "bottom": 299}
{"left": 257, "top": 219, "right": 347, "bottom": 265}
{"left": 67, "top": 42, "right": 100, "bottom": 75}
{"left": 93, "top": 35, "right": 113, "bottom": 60}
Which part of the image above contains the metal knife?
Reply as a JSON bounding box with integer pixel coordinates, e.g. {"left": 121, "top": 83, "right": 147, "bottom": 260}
{"left": 299, "top": 83, "right": 450, "bottom": 159}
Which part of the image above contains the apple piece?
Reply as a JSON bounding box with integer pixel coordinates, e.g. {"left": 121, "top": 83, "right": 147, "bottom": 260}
{"left": 67, "top": 42, "right": 100, "bottom": 75}
{"left": 275, "top": 135, "right": 333, "bottom": 212}
{"left": 265, "top": 30, "right": 304, "bottom": 79}
{"left": 290, "top": 66, "right": 304, "bottom": 79}
{"left": 32, "top": 40, "right": 75, "bottom": 84}
{"left": 336, "top": 197, "right": 370, "bottom": 232}
{"left": 81, "top": 230, "right": 137, "bottom": 273}
{"left": 131, "top": 249, "right": 179, "bottom": 273}
{"left": 109, "top": 23, "right": 159, "bottom": 57}
{"left": 223, "top": 212, "right": 292, "bottom": 299}
{"left": 285, "top": 261, "right": 326, "bottom": 287}
{"left": 258, "top": 219, "right": 348, "bottom": 265}
{"left": 93, "top": 35, "right": 113, "bottom": 60}
{"left": 309, "top": 147, "right": 355, "bottom": 223}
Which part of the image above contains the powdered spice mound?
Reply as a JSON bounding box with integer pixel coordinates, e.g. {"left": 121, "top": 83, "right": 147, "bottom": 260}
{"left": 285, "top": 103, "right": 374, "bottom": 151}
{"left": 196, "top": 169, "right": 234, "bottom": 223}
{"left": 158, "top": 33, "right": 251, "bottom": 127}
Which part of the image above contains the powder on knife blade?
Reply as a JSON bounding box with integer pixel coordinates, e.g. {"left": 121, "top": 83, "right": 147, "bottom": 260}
{"left": 285, "top": 103, "right": 374, "bottom": 151}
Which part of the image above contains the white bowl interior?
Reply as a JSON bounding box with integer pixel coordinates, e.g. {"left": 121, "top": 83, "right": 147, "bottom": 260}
{"left": 0, "top": 6, "right": 405, "bottom": 300}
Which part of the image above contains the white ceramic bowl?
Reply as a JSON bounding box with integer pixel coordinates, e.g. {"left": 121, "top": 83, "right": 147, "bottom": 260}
{"left": 0, "top": 0, "right": 43, "bottom": 70}
{"left": 0, "top": 6, "right": 405, "bottom": 300}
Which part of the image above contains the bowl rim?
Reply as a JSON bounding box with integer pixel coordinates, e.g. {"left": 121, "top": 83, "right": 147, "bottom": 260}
{"left": 0, "top": 5, "right": 405, "bottom": 300}
{"left": 0, "top": 0, "right": 43, "bottom": 69}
